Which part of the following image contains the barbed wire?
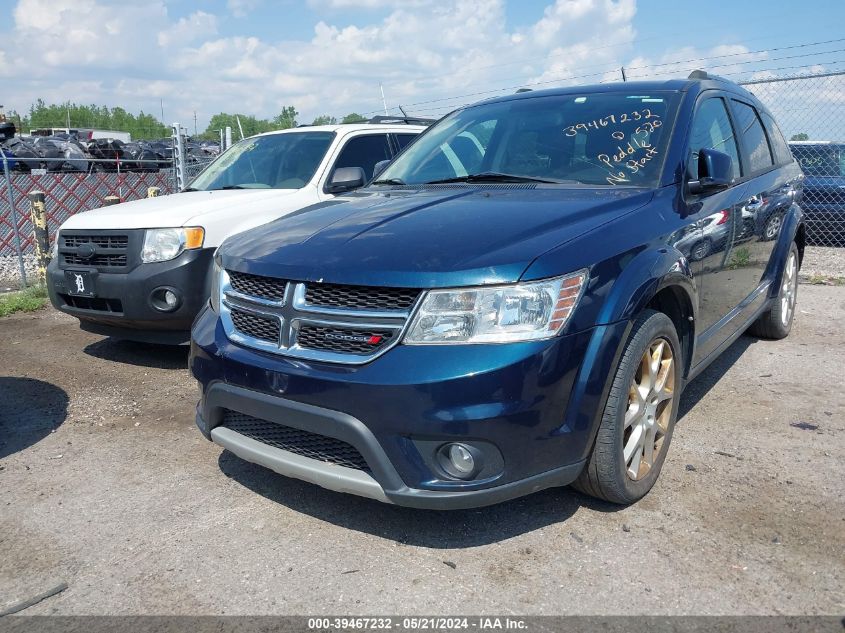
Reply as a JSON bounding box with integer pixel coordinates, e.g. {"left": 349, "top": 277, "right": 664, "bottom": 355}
{"left": 358, "top": 38, "right": 845, "bottom": 118}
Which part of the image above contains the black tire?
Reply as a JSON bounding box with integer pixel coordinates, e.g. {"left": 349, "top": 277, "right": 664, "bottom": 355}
{"left": 748, "top": 242, "right": 799, "bottom": 339}
{"left": 573, "top": 309, "right": 683, "bottom": 504}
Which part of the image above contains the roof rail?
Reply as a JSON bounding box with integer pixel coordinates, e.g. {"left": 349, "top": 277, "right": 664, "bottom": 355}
{"left": 688, "top": 69, "right": 731, "bottom": 82}
{"left": 368, "top": 115, "right": 436, "bottom": 126}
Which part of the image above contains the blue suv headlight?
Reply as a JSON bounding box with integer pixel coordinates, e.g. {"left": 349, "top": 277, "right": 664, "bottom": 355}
{"left": 404, "top": 269, "right": 588, "bottom": 344}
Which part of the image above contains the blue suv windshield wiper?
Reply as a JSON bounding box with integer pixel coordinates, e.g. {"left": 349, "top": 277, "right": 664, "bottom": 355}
{"left": 371, "top": 177, "right": 407, "bottom": 185}
{"left": 424, "top": 172, "right": 572, "bottom": 185}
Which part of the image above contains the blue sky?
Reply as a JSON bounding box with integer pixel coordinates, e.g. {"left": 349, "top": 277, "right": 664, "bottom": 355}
{"left": 2, "top": 0, "right": 843, "bottom": 132}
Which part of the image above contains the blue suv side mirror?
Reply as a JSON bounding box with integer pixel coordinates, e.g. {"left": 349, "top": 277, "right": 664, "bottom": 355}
{"left": 689, "top": 147, "right": 734, "bottom": 195}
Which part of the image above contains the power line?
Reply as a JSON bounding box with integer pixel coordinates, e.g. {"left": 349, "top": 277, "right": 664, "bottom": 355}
{"left": 628, "top": 57, "right": 845, "bottom": 82}
{"left": 362, "top": 36, "right": 845, "bottom": 117}
{"left": 625, "top": 36, "right": 845, "bottom": 72}
{"left": 442, "top": 36, "right": 845, "bottom": 105}
{"left": 409, "top": 62, "right": 845, "bottom": 119}
{"left": 627, "top": 46, "right": 845, "bottom": 79}
{"left": 378, "top": 19, "right": 842, "bottom": 95}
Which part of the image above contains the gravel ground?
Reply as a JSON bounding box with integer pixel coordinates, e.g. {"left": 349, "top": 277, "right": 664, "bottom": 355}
{"left": 0, "top": 254, "right": 38, "bottom": 290}
{"left": 801, "top": 246, "right": 845, "bottom": 280}
{"left": 0, "top": 287, "right": 843, "bottom": 616}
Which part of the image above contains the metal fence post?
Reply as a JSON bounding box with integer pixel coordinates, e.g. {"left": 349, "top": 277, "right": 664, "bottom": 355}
{"left": 1, "top": 147, "right": 27, "bottom": 287}
{"left": 27, "top": 191, "right": 50, "bottom": 285}
{"left": 172, "top": 122, "right": 187, "bottom": 191}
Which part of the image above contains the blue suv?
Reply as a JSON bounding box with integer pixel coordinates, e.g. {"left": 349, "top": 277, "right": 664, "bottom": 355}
{"left": 190, "top": 71, "right": 804, "bottom": 508}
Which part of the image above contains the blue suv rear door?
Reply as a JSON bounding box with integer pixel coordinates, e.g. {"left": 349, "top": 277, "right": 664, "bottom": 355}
{"left": 684, "top": 92, "right": 750, "bottom": 363}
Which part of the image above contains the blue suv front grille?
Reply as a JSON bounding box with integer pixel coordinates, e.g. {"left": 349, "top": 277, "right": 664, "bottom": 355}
{"left": 221, "top": 270, "right": 418, "bottom": 364}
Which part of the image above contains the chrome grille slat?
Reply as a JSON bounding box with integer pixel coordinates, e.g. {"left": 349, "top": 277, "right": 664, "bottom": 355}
{"left": 221, "top": 269, "right": 419, "bottom": 364}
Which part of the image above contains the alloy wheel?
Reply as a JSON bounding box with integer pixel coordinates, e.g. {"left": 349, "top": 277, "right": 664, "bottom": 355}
{"left": 623, "top": 338, "right": 675, "bottom": 481}
{"left": 781, "top": 251, "right": 798, "bottom": 327}
{"left": 765, "top": 215, "right": 782, "bottom": 240}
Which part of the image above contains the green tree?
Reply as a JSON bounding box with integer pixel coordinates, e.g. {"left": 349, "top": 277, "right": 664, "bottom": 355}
{"left": 202, "top": 113, "right": 276, "bottom": 140}
{"left": 272, "top": 106, "right": 299, "bottom": 129}
{"left": 341, "top": 112, "right": 367, "bottom": 124}
{"left": 18, "top": 100, "right": 169, "bottom": 139}
{"left": 312, "top": 115, "right": 337, "bottom": 125}
{"left": 790, "top": 132, "right": 809, "bottom": 141}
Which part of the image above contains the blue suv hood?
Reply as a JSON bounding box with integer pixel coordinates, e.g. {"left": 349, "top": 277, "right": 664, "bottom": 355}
{"left": 222, "top": 186, "right": 653, "bottom": 288}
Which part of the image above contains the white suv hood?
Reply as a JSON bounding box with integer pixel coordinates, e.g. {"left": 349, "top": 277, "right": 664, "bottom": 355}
{"left": 60, "top": 188, "right": 311, "bottom": 233}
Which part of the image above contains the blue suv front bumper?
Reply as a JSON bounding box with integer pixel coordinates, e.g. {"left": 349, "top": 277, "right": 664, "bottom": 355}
{"left": 190, "top": 305, "right": 629, "bottom": 509}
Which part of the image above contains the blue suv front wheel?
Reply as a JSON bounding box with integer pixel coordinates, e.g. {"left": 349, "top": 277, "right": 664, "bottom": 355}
{"left": 574, "top": 310, "right": 683, "bottom": 504}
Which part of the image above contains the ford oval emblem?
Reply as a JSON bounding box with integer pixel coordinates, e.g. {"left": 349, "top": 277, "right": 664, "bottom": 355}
{"left": 77, "top": 243, "right": 96, "bottom": 260}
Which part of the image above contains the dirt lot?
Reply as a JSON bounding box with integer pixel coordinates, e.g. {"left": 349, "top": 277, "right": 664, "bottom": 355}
{"left": 0, "top": 285, "right": 843, "bottom": 616}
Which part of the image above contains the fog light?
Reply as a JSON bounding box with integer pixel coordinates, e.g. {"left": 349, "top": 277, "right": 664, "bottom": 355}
{"left": 150, "top": 286, "right": 182, "bottom": 312}
{"left": 449, "top": 444, "right": 475, "bottom": 475}
{"left": 437, "top": 442, "right": 481, "bottom": 480}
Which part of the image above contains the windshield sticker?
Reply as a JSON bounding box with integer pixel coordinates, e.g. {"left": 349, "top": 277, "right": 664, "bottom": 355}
{"left": 564, "top": 109, "right": 661, "bottom": 137}
{"left": 562, "top": 109, "right": 664, "bottom": 185}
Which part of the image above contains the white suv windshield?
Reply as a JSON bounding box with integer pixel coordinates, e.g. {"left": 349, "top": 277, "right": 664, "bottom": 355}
{"left": 189, "top": 131, "right": 335, "bottom": 190}
{"left": 377, "top": 92, "right": 681, "bottom": 187}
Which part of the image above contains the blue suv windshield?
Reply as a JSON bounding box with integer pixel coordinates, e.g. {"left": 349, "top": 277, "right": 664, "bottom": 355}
{"left": 189, "top": 131, "right": 335, "bottom": 191}
{"left": 377, "top": 91, "right": 681, "bottom": 187}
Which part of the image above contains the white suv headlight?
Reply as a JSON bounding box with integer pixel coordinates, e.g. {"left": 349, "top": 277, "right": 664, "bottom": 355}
{"left": 404, "top": 270, "right": 588, "bottom": 345}
{"left": 141, "top": 227, "right": 204, "bottom": 263}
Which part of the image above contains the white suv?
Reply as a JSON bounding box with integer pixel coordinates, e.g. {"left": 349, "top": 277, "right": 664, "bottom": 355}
{"left": 46, "top": 119, "right": 428, "bottom": 344}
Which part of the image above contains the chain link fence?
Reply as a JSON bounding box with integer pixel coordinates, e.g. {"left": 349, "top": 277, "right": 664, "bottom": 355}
{"left": 0, "top": 122, "right": 221, "bottom": 285}
{"left": 0, "top": 167, "right": 176, "bottom": 285}
{"left": 740, "top": 71, "right": 845, "bottom": 247}
{"left": 185, "top": 157, "right": 216, "bottom": 183}
{"left": 1, "top": 72, "right": 843, "bottom": 286}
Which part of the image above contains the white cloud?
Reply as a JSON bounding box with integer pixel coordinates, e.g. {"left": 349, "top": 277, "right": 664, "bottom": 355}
{"left": 227, "top": 0, "right": 261, "bottom": 18}
{"left": 11, "top": 0, "right": 169, "bottom": 72}
{"left": 158, "top": 11, "right": 218, "bottom": 48}
{"left": 623, "top": 43, "right": 768, "bottom": 82}
{"left": 307, "top": 0, "right": 431, "bottom": 9}
{"left": 2, "top": 0, "right": 798, "bottom": 134}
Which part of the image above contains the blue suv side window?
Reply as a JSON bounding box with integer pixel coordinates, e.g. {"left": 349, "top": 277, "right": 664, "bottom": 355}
{"left": 761, "top": 112, "right": 793, "bottom": 166}
{"left": 689, "top": 98, "right": 741, "bottom": 180}
{"left": 731, "top": 100, "right": 774, "bottom": 174}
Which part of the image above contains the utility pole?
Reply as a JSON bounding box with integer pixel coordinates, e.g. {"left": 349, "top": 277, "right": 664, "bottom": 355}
{"left": 160, "top": 100, "right": 165, "bottom": 125}
{"left": 193, "top": 111, "right": 198, "bottom": 137}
